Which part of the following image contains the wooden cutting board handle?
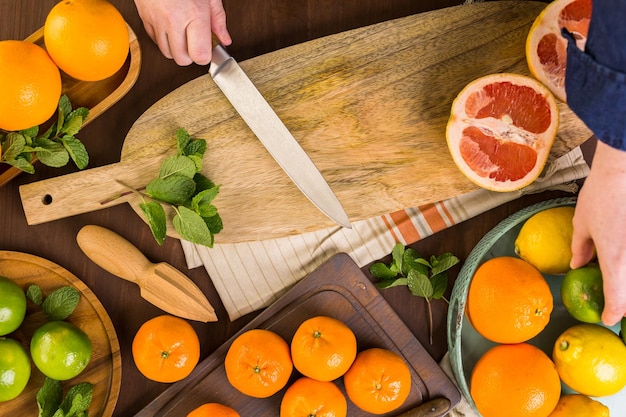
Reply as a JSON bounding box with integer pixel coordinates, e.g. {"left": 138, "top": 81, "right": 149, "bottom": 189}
{"left": 19, "top": 1, "right": 591, "bottom": 243}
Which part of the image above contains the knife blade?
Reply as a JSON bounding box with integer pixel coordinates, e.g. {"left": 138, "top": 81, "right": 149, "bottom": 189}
{"left": 209, "top": 44, "right": 351, "bottom": 229}
{"left": 76, "top": 225, "right": 217, "bottom": 322}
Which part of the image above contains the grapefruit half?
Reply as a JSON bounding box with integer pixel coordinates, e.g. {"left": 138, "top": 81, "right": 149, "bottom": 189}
{"left": 446, "top": 73, "right": 559, "bottom": 192}
{"left": 526, "top": 0, "right": 592, "bottom": 102}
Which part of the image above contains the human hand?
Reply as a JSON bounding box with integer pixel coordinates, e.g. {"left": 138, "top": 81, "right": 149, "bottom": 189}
{"left": 134, "top": 0, "right": 232, "bottom": 66}
{"left": 570, "top": 141, "right": 626, "bottom": 326}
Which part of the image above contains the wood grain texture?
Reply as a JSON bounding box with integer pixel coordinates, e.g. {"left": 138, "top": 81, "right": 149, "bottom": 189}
{"left": 135, "top": 253, "right": 461, "bottom": 417}
{"left": 19, "top": 1, "right": 590, "bottom": 243}
{"left": 0, "top": 251, "right": 121, "bottom": 417}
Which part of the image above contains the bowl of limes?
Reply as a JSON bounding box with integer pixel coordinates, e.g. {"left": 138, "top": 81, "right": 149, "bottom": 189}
{"left": 447, "top": 197, "right": 625, "bottom": 417}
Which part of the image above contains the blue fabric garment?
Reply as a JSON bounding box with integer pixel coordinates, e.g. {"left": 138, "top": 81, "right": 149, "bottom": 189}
{"left": 564, "top": 0, "right": 626, "bottom": 151}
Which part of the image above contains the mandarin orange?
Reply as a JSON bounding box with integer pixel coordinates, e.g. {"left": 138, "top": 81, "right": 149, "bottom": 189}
{"left": 280, "top": 376, "right": 347, "bottom": 417}
{"left": 343, "top": 348, "right": 411, "bottom": 415}
{"left": 187, "top": 403, "right": 240, "bottom": 417}
{"left": 470, "top": 343, "right": 561, "bottom": 417}
{"left": 224, "top": 329, "right": 293, "bottom": 398}
{"left": 131, "top": 315, "right": 200, "bottom": 383}
{"left": 44, "top": 0, "right": 129, "bottom": 81}
{"left": 466, "top": 256, "right": 553, "bottom": 343}
{"left": 0, "top": 40, "right": 61, "bottom": 131}
{"left": 290, "top": 316, "right": 357, "bottom": 382}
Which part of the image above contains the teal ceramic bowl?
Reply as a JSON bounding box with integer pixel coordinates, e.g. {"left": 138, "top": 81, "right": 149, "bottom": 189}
{"left": 447, "top": 197, "right": 624, "bottom": 414}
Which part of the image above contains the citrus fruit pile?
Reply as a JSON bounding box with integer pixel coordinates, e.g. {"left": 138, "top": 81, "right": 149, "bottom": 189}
{"left": 0, "top": 276, "right": 93, "bottom": 403}
{"left": 199, "top": 315, "right": 412, "bottom": 416}
{"left": 466, "top": 205, "right": 624, "bottom": 417}
{"left": 0, "top": 0, "right": 129, "bottom": 131}
{"left": 446, "top": 0, "right": 592, "bottom": 192}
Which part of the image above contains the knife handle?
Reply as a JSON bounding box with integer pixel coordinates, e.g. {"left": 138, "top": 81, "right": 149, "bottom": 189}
{"left": 77, "top": 225, "right": 153, "bottom": 286}
{"left": 396, "top": 397, "right": 451, "bottom": 417}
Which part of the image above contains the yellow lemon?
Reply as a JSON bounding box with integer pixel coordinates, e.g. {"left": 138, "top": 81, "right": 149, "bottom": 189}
{"left": 548, "top": 394, "right": 609, "bottom": 417}
{"left": 553, "top": 323, "right": 626, "bottom": 397}
{"left": 515, "top": 206, "right": 575, "bottom": 274}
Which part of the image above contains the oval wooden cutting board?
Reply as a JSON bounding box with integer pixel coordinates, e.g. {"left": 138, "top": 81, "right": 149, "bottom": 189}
{"left": 0, "top": 251, "right": 121, "bottom": 417}
{"left": 20, "top": 1, "right": 591, "bottom": 243}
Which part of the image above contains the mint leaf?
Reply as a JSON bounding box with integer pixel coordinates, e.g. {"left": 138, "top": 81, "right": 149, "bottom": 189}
{"left": 431, "top": 274, "right": 448, "bottom": 300}
{"left": 62, "top": 135, "right": 89, "bottom": 169}
{"left": 203, "top": 213, "right": 223, "bottom": 234}
{"left": 27, "top": 284, "right": 44, "bottom": 306}
{"left": 60, "top": 382, "right": 93, "bottom": 417}
{"left": 194, "top": 173, "right": 217, "bottom": 192}
{"left": 140, "top": 200, "right": 167, "bottom": 245}
{"left": 407, "top": 269, "right": 433, "bottom": 298}
{"left": 159, "top": 155, "right": 197, "bottom": 179}
{"left": 431, "top": 253, "right": 460, "bottom": 275}
{"left": 174, "top": 206, "right": 214, "bottom": 246}
{"left": 176, "top": 127, "right": 191, "bottom": 153}
{"left": 2, "top": 132, "right": 26, "bottom": 160}
{"left": 184, "top": 138, "right": 207, "bottom": 158}
{"left": 191, "top": 187, "right": 219, "bottom": 217}
{"left": 376, "top": 277, "right": 408, "bottom": 289}
{"left": 43, "top": 286, "right": 80, "bottom": 320}
{"left": 6, "top": 156, "right": 35, "bottom": 174}
{"left": 35, "top": 139, "right": 69, "bottom": 168}
{"left": 37, "top": 377, "right": 62, "bottom": 417}
{"left": 369, "top": 262, "right": 398, "bottom": 280}
{"left": 146, "top": 174, "right": 196, "bottom": 205}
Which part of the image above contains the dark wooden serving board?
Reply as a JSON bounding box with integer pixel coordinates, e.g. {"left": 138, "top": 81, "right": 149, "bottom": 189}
{"left": 135, "top": 253, "right": 461, "bottom": 417}
{"left": 19, "top": 1, "right": 590, "bottom": 243}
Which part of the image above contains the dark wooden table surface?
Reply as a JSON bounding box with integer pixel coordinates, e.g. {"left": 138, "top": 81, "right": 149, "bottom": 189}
{"left": 0, "top": 0, "right": 592, "bottom": 415}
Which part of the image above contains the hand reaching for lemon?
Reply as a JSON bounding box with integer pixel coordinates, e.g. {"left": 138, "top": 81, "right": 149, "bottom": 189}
{"left": 134, "top": 0, "right": 232, "bottom": 66}
{"left": 571, "top": 141, "right": 626, "bottom": 326}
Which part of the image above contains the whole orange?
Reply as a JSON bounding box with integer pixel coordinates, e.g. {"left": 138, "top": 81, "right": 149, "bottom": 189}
{"left": 343, "top": 348, "right": 411, "bottom": 415}
{"left": 187, "top": 403, "right": 240, "bottom": 417}
{"left": 290, "top": 316, "right": 357, "bottom": 382}
{"left": 470, "top": 343, "right": 561, "bottom": 417}
{"left": 280, "top": 376, "right": 347, "bottom": 417}
{"left": 466, "top": 256, "right": 553, "bottom": 343}
{"left": 44, "top": 0, "right": 129, "bottom": 81}
{"left": 131, "top": 315, "right": 200, "bottom": 383}
{"left": 224, "top": 329, "right": 293, "bottom": 398}
{"left": 0, "top": 40, "right": 61, "bottom": 131}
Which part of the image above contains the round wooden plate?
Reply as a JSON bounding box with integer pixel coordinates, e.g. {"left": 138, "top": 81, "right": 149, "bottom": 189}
{"left": 0, "top": 251, "right": 121, "bottom": 416}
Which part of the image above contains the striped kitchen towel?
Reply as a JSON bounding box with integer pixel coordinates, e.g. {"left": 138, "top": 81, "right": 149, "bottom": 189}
{"left": 181, "top": 147, "right": 589, "bottom": 321}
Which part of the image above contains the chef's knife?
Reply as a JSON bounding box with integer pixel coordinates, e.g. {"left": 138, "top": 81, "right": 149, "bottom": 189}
{"left": 76, "top": 225, "right": 217, "bottom": 322}
{"left": 209, "top": 44, "right": 351, "bottom": 229}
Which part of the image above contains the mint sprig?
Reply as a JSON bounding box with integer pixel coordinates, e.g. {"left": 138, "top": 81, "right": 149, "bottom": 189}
{"left": 26, "top": 284, "right": 80, "bottom": 321}
{"left": 37, "top": 377, "right": 93, "bottom": 417}
{"left": 0, "top": 95, "right": 89, "bottom": 173}
{"left": 117, "top": 128, "right": 222, "bottom": 247}
{"left": 370, "top": 243, "right": 460, "bottom": 344}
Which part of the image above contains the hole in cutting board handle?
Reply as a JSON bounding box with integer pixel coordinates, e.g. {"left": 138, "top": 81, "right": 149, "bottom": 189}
{"left": 42, "top": 194, "right": 53, "bottom": 205}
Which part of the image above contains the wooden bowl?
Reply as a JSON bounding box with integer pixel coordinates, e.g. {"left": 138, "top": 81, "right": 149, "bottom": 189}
{"left": 0, "top": 23, "right": 141, "bottom": 187}
{"left": 0, "top": 251, "right": 121, "bottom": 417}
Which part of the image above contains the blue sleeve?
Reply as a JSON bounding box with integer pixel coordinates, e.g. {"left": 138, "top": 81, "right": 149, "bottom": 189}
{"left": 564, "top": 0, "right": 626, "bottom": 151}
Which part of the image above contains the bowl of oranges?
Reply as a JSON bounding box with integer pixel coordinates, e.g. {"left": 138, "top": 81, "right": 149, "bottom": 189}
{"left": 0, "top": 0, "right": 140, "bottom": 186}
{"left": 448, "top": 197, "right": 625, "bottom": 417}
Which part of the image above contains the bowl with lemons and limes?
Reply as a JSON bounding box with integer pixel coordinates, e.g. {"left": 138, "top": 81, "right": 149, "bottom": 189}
{"left": 448, "top": 197, "right": 625, "bottom": 417}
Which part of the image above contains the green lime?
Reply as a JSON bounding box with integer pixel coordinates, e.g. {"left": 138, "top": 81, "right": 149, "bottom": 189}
{"left": 30, "top": 321, "right": 92, "bottom": 381}
{"left": 0, "top": 276, "right": 27, "bottom": 336}
{"left": 561, "top": 263, "right": 604, "bottom": 323}
{"left": 0, "top": 337, "right": 31, "bottom": 402}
